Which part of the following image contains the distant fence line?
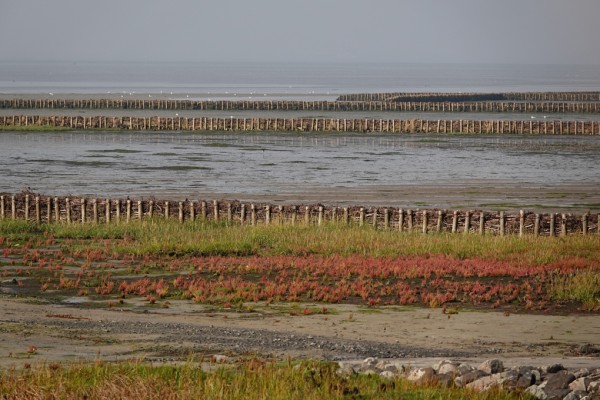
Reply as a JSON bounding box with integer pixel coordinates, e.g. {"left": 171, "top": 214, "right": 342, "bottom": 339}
{"left": 1, "top": 193, "right": 597, "bottom": 237}
{"left": 336, "top": 92, "right": 600, "bottom": 102}
{"left": 1, "top": 115, "right": 599, "bottom": 135}
{"left": 1, "top": 98, "right": 600, "bottom": 114}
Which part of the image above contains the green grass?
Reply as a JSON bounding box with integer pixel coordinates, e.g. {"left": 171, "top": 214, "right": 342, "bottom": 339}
{"left": 550, "top": 269, "right": 600, "bottom": 310}
{"left": 1, "top": 219, "right": 599, "bottom": 264}
{"left": 0, "top": 360, "right": 533, "bottom": 400}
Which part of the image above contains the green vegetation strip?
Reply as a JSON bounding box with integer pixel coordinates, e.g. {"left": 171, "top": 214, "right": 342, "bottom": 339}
{"left": 0, "top": 360, "right": 533, "bottom": 400}
{"left": 2, "top": 219, "right": 600, "bottom": 264}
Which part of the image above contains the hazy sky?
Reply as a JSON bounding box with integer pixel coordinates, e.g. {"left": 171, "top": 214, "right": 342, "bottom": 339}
{"left": 1, "top": 0, "right": 600, "bottom": 65}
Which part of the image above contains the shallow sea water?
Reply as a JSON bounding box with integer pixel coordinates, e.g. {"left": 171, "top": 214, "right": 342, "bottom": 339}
{"left": 2, "top": 131, "right": 599, "bottom": 205}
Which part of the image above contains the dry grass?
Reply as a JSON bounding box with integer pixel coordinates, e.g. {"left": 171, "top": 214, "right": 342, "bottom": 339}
{"left": 0, "top": 360, "right": 534, "bottom": 400}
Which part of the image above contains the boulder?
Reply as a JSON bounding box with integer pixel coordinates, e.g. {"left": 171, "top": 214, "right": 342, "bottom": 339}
{"left": 455, "top": 370, "right": 487, "bottom": 387}
{"left": 407, "top": 367, "right": 436, "bottom": 385}
{"left": 545, "top": 371, "right": 576, "bottom": 391}
{"left": 569, "top": 377, "right": 590, "bottom": 392}
{"left": 457, "top": 363, "right": 475, "bottom": 376}
{"left": 542, "top": 363, "right": 566, "bottom": 374}
{"left": 478, "top": 359, "right": 504, "bottom": 374}
{"left": 526, "top": 384, "right": 548, "bottom": 400}
{"left": 466, "top": 371, "right": 519, "bottom": 392}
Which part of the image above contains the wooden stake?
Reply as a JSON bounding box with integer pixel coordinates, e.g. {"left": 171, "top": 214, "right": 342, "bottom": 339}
{"left": 251, "top": 204, "right": 256, "bottom": 225}
{"left": 189, "top": 201, "right": 195, "bottom": 221}
{"left": 437, "top": 210, "right": 443, "bottom": 232}
{"left": 265, "top": 205, "right": 271, "bottom": 225}
{"left": 549, "top": 213, "right": 555, "bottom": 237}
{"left": 213, "top": 200, "right": 219, "bottom": 222}
{"left": 359, "top": 208, "right": 365, "bottom": 226}
{"left": 25, "top": 194, "right": 30, "bottom": 221}
{"left": 126, "top": 200, "right": 131, "bottom": 223}
{"left": 399, "top": 209, "right": 404, "bottom": 232}
{"left": 452, "top": 211, "right": 458, "bottom": 233}
{"left": 148, "top": 200, "right": 154, "bottom": 219}
{"left": 66, "top": 198, "right": 71, "bottom": 224}
{"left": 105, "top": 199, "right": 111, "bottom": 224}
{"left": 384, "top": 208, "right": 390, "bottom": 229}
{"left": 318, "top": 206, "right": 323, "bottom": 226}
{"left": 92, "top": 199, "right": 98, "bottom": 224}
{"left": 0, "top": 195, "right": 4, "bottom": 220}
{"left": 407, "top": 209, "right": 413, "bottom": 231}
{"left": 291, "top": 206, "right": 297, "bottom": 225}
{"left": 343, "top": 207, "right": 349, "bottom": 225}
{"left": 35, "top": 196, "right": 40, "bottom": 224}
{"left": 499, "top": 211, "right": 505, "bottom": 236}
{"left": 81, "top": 198, "right": 86, "bottom": 224}
{"left": 534, "top": 214, "right": 540, "bottom": 236}
{"left": 304, "top": 206, "right": 310, "bottom": 225}
{"left": 115, "top": 200, "right": 121, "bottom": 222}
{"left": 582, "top": 213, "right": 588, "bottom": 236}
{"left": 201, "top": 201, "right": 207, "bottom": 220}
{"left": 479, "top": 211, "right": 485, "bottom": 235}
{"left": 138, "top": 200, "right": 143, "bottom": 220}
{"left": 422, "top": 210, "right": 428, "bottom": 234}
{"left": 164, "top": 201, "right": 170, "bottom": 220}
{"left": 179, "top": 202, "right": 184, "bottom": 223}
{"left": 561, "top": 214, "right": 567, "bottom": 237}
{"left": 464, "top": 211, "right": 470, "bottom": 234}
{"left": 240, "top": 204, "right": 246, "bottom": 225}
{"left": 519, "top": 210, "right": 525, "bottom": 237}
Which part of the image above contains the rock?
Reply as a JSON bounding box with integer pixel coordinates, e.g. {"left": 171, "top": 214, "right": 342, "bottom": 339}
{"left": 543, "top": 364, "right": 566, "bottom": 374}
{"left": 455, "top": 370, "right": 487, "bottom": 387}
{"left": 578, "top": 344, "right": 600, "bottom": 355}
{"left": 407, "top": 367, "right": 436, "bottom": 385}
{"left": 337, "top": 362, "right": 357, "bottom": 375}
{"left": 435, "top": 373, "right": 454, "bottom": 388}
{"left": 466, "top": 371, "right": 519, "bottom": 392}
{"left": 457, "top": 363, "right": 475, "bottom": 376}
{"left": 570, "top": 377, "right": 590, "bottom": 392}
{"left": 526, "top": 384, "right": 548, "bottom": 400}
{"left": 545, "top": 371, "right": 576, "bottom": 390}
{"left": 380, "top": 370, "right": 396, "bottom": 379}
{"left": 363, "top": 357, "right": 378, "bottom": 367}
{"left": 588, "top": 380, "right": 600, "bottom": 392}
{"left": 478, "top": 359, "right": 504, "bottom": 374}
{"left": 433, "top": 359, "right": 455, "bottom": 372}
{"left": 574, "top": 368, "right": 591, "bottom": 379}
{"left": 211, "top": 354, "right": 232, "bottom": 363}
{"left": 439, "top": 363, "right": 459, "bottom": 376}
{"left": 563, "top": 391, "right": 588, "bottom": 400}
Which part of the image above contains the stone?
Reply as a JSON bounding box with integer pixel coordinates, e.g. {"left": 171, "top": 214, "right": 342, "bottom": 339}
{"left": 435, "top": 373, "right": 454, "bottom": 388}
{"left": 439, "top": 363, "right": 459, "bottom": 376}
{"left": 563, "top": 391, "right": 588, "bottom": 400}
{"left": 337, "top": 362, "right": 357, "bottom": 376}
{"left": 380, "top": 370, "right": 396, "bottom": 379}
{"left": 574, "top": 368, "right": 591, "bottom": 379}
{"left": 455, "top": 370, "right": 487, "bottom": 387}
{"left": 545, "top": 371, "right": 576, "bottom": 391}
{"left": 363, "top": 357, "right": 378, "bottom": 367}
{"left": 478, "top": 359, "right": 504, "bottom": 374}
{"left": 543, "top": 364, "right": 566, "bottom": 374}
{"left": 457, "top": 363, "right": 475, "bottom": 376}
{"left": 569, "top": 377, "right": 590, "bottom": 392}
{"left": 407, "top": 367, "right": 436, "bottom": 385}
{"left": 526, "top": 385, "right": 548, "bottom": 400}
{"left": 433, "top": 359, "right": 455, "bottom": 372}
{"left": 466, "top": 371, "right": 519, "bottom": 392}
{"left": 588, "top": 380, "right": 600, "bottom": 392}
{"left": 210, "top": 354, "right": 232, "bottom": 363}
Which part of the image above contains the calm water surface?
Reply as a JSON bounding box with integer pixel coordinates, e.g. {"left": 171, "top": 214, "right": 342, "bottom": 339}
{"left": 1, "top": 132, "right": 599, "bottom": 200}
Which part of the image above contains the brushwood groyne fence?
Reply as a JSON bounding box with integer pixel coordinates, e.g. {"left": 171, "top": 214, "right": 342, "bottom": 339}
{"left": 1, "top": 98, "right": 600, "bottom": 113}
{"left": 336, "top": 91, "right": 600, "bottom": 102}
{"left": 1, "top": 193, "right": 598, "bottom": 237}
{"left": 1, "top": 115, "right": 599, "bottom": 135}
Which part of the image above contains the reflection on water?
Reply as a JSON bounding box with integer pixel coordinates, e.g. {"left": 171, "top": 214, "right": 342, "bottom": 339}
{"left": 1, "top": 131, "right": 599, "bottom": 199}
